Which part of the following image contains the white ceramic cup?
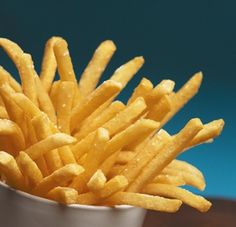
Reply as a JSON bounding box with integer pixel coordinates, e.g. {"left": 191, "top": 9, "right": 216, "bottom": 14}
{"left": 0, "top": 182, "right": 146, "bottom": 227}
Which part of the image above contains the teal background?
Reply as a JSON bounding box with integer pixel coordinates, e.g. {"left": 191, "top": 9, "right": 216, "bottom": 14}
{"left": 0, "top": 1, "right": 235, "bottom": 198}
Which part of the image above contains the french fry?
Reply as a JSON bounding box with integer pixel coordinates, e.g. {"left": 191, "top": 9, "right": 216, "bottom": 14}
{"left": 106, "top": 192, "right": 182, "bottom": 212}
{"left": 47, "top": 187, "right": 79, "bottom": 204}
{"left": 16, "top": 151, "right": 43, "bottom": 189}
{"left": 161, "top": 167, "right": 205, "bottom": 191}
{"left": 0, "top": 151, "right": 26, "bottom": 190}
{"left": 143, "top": 183, "right": 211, "bottom": 212}
{"left": 56, "top": 81, "right": 76, "bottom": 133}
{"left": 71, "top": 80, "right": 122, "bottom": 133}
{"left": 145, "top": 80, "right": 175, "bottom": 106}
{"left": 70, "top": 128, "right": 109, "bottom": 191}
{"left": 100, "top": 151, "right": 120, "bottom": 176}
{"left": 0, "top": 66, "right": 22, "bottom": 92}
{"left": 75, "top": 101, "right": 125, "bottom": 140}
{"left": 110, "top": 57, "right": 144, "bottom": 88}
{"left": 18, "top": 54, "right": 38, "bottom": 106}
{"left": 87, "top": 169, "right": 107, "bottom": 193}
{"left": 119, "top": 130, "right": 169, "bottom": 185}
{"left": 32, "top": 164, "right": 84, "bottom": 196}
{"left": 167, "top": 160, "right": 205, "bottom": 180}
{"left": 40, "top": 37, "right": 61, "bottom": 92}
{"left": 78, "top": 40, "right": 116, "bottom": 98}
{"left": 50, "top": 80, "right": 61, "bottom": 109}
{"left": 101, "top": 119, "right": 160, "bottom": 167}
{"left": 127, "top": 78, "right": 153, "bottom": 104}
{"left": 0, "top": 38, "right": 24, "bottom": 67}
{"left": 53, "top": 38, "right": 76, "bottom": 82}
{"left": 127, "top": 118, "right": 203, "bottom": 192}
{"left": 146, "top": 95, "right": 171, "bottom": 122}
{"left": 96, "top": 175, "right": 128, "bottom": 199}
{"left": 34, "top": 76, "right": 57, "bottom": 124}
{"left": 24, "top": 133, "right": 76, "bottom": 160}
{"left": 0, "top": 84, "right": 26, "bottom": 133}
{"left": 161, "top": 72, "right": 203, "bottom": 127}
{"left": 187, "top": 119, "right": 225, "bottom": 148}
{"left": 151, "top": 174, "right": 185, "bottom": 186}
{"left": 0, "top": 119, "right": 25, "bottom": 154}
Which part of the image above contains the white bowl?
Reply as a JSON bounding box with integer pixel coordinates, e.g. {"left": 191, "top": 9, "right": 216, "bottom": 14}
{"left": 0, "top": 182, "right": 146, "bottom": 227}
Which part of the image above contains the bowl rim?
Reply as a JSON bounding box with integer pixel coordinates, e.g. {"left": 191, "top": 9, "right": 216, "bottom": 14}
{"left": 0, "top": 181, "right": 134, "bottom": 210}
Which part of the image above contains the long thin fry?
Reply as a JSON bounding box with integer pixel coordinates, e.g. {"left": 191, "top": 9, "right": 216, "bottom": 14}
{"left": 110, "top": 57, "right": 144, "bottom": 88}
{"left": 25, "top": 133, "right": 76, "bottom": 160}
{"left": 75, "top": 101, "right": 125, "bottom": 140}
{"left": 78, "top": 40, "right": 116, "bottom": 97}
{"left": 87, "top": 169, "right": 107, "bottom": 193}
{"left": 32, "top": 164, "right": 84, "bottom": 196}
{"left": 127, "top": 118, "right": 203, "bottom": 192}
{"left": 18, "top": 54, "right": 38, "bottom": 106}
{"left": 152, "top": 175, "right": 185, "bottom": 186}
{"left": 53, "top": 38, "right": 76, "bottom": 82}
{"left": 0, "top": 151, "right": 26, "bottom": 190}
{"left": 16, "top": 151, "right": 43, "bottom": 189}
{"left": 143, "top": 184, "right": 211, "bottom": 212}
{"left": 71, "top": 80, "right": 122, "bottom": 133}
{"left": 106, "top": 192, "right": 182, "bottom": 212}
{"left": 40, "top": 37, "right": 61, "bottom": 92}
{"left": 161, "top": 72, "right": 203, "bottom": 126}
{"left": 127, "top": 77, "right": 153, "bottom": 104}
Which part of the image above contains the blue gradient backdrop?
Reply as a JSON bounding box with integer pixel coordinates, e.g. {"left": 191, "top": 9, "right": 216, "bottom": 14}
{"left": 0, "top": 1, "right": 235, "bottom": 198}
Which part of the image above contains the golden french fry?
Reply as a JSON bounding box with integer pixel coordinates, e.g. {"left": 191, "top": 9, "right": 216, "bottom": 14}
{"left": 100, "top": 97, "right": 147, "bottom": 137}
{"left": 145, "top": 80, "right": 175, "bottom": 106}
{"left": 127, "top": 78, "right": 153, "bottom": 104}
{"left": 143, "top": 183, "right": 211, "bottom": 212}
{"left": 119, "top": 130, "right": 169, "bottom": 185}
{"left": 16, "top": 151, "right": 43, "bottom": 189}
{"left": 0, "top": 119, "right": 25, "bottom": 154}
{"left": 34, "top": 76, "right": 57, "bottom": 124}
{"left": 40, "top": 37, "right": 61, "bottom": 92}
{"left": 96, "top": 175, "right": 128, "bottom": 199}
{"left": 100, "top": 151, "right": 120, "bottom": 176}
{"left": 0, "top": 38, "right": 24, "bottom": 67}
{"left": 0, "top": 84, "right": 26, "bottom": 132}
{"left": 57, "top": 146, "right": 77, "bottom": 165}
{"left": 151, "top": 175, "right": 185, "bottom": 186}
{"left": 0, "top": 66, "right": 22, "bottom": 92}
{"left": 25, "top": 133, "right": 76, "bottom": 160}
{"left": 146, "top": 95, "right": 171, "bottom": 122}
{"left": 167, "top": 160, "right": 205, "bottom": 180}
{"left": 106, "top": 192, "right": 182, "bottom": 212}
{"left": 18, "top": 54, "right": 38, "bottom": 106}
{"left": 78, "top": 40, "right": 116, "bottom": 97}
{"left": 49, "top": 80, "right": 60, "bottom": 109}
{"left": 127, "top": 118, "right": 203, "bottom": 192}
{"left": 101, "top": 119, "right": 160, "bottom": 168}
{"left": 110, "top": 57, "right": 144, "bottom": 88}
{"left": 0, "top": 151, "right": 26, "bottom": 190}
{"left": 53, "top": 38, "right": 76, "bottom": 82}
{"left": 32, "top": 164, "right": 84, "bottom": 196}
{"left": 75, "top": 101, "right": 125, "bottom": 140}
{"left": 187, "top": 119, "right": 225, "bottom": 148}
{"left": 10, "top": 93, "right": 41, "bottom": 119}
{"left": 70, "top": 128, "right": 109, "bottom": 191}
{"left": 56, "top": 81, "right": 76, "bottom": 133}
{"left": 161, "top": 167, "right": 205, "bottom": 191}
{"left": 87, "top": 169, "right": 107, "bottom": 193}
{"left": 71, "top": 80, "right": 122, "bottom": 133}
{"left": 161, "top": 72, "right": 203, "bottom": 126}
{"left": 47, "top": 187, "right": 79, "bottom": 204}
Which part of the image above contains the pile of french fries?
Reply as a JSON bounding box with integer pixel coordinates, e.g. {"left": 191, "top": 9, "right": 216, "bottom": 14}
{"left": 0, "top": 37, "right": 224, "bottom": 213}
